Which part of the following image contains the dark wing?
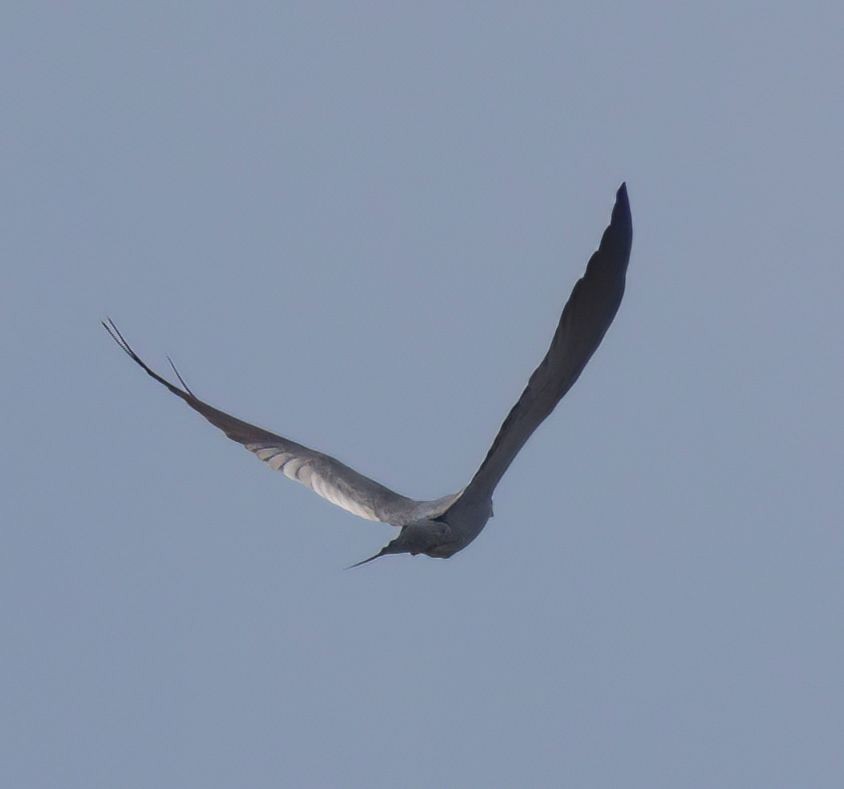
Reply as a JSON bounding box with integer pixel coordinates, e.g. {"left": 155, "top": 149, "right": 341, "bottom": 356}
{"left": 103, "top": 320, "right": 419, "bottom": 525}
{"left": 449, "top": 183, "right": 632, "bottom": 510}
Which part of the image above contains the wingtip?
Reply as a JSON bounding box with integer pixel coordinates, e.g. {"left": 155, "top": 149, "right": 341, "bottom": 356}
{"left": 612, "top": 181, "right": 632, "bottom": 231}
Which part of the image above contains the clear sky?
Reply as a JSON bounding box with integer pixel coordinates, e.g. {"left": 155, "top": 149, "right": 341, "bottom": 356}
{"left": 3, "top": 3, "right": 843, "bottom": 787}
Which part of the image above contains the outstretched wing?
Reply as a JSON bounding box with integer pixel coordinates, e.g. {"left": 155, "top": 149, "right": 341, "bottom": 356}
{"left": 449, "top": 183, "right": 633, "bottom": 511}
{"left": 103, "top": 320, "right": 419, "bottom": 525}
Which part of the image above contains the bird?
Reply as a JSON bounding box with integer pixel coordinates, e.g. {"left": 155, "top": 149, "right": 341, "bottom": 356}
{"left": 104, "top": 183, "right": 632, "bottom": 567}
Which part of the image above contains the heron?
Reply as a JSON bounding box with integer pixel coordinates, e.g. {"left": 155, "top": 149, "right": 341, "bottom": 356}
{"left": 104, "top": 183, "right": 632, "bottom": 567}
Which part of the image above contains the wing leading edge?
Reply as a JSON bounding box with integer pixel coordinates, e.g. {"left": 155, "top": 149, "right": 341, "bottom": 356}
{"left": 447, "top": 183, "right": 633, "bottom": 514}
{"left": 102, "top": 320, "right": 419, "bottom": 525}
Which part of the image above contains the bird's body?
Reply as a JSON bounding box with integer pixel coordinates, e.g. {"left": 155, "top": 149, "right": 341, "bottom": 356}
{"left": 104, "top": 184, "right": 632, "bottom": 566}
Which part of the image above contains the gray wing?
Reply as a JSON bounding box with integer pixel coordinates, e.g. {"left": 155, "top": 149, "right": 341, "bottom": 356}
{"left": 103, "top": 320, "right": 419, "bottom": 526}
{"left": 449, "top": 183, "right": 632, "bottom": 510}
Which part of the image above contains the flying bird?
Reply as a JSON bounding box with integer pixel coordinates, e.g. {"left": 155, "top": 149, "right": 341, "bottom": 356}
{"left": 104, "top": 183, "right": 632, "bottom": 566}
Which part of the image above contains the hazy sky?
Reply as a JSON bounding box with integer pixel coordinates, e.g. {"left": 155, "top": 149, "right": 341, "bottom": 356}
{"left": 3, "top": 3, "right": 843, "bottom": 787}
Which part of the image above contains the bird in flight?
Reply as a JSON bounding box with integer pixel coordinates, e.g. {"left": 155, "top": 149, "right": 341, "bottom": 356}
{"left": 104, "top": 183, "right": 632, "bottom": 567}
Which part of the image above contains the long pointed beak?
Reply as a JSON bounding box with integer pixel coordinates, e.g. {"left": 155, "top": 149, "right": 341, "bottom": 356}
{"left": 344, "top": 547, "right": 389, "bottom": 570}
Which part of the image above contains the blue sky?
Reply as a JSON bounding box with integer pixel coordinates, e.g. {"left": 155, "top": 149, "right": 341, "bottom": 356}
{"left": 3, "top": 3, "right": 843, "bottom": 787}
